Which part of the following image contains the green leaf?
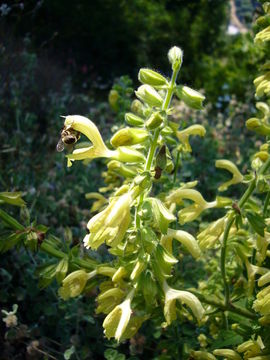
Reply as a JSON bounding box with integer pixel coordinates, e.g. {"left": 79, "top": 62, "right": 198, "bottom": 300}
{"left": 210, "top": 330, "right": 243, "bottom": 349}
{"left": 246, "top": 212, "right": 265, "bottom": 236}
{"left": 104, "top": 349, "right": 126, "bottom": 360}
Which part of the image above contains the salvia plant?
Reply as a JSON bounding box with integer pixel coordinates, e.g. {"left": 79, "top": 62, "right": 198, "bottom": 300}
{"left": 1, "top": 1, "right": 270, "bottom": 358}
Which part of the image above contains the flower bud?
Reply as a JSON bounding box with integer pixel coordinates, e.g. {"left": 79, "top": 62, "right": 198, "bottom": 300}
{"left": 110, "top": 127, "right": 148, "bottom": 147}
{"left": 138, "top": 68, "right": 168, "bottom": 87}
{"left": 215, "top": 196, "right": 233, "bottom": 207}
{"left": 112, "top": 267, "right": 127, "bottom": 283}
{"left": 213, "top": 349, "right": 242, "bottom": 359}
{"left": 254, "top": 151, "right": 269, "bottom": 162}
{"left": 135, "top": 85, "right": 163, "bottom": 107}
{"left": 130, "top": 259, "right": 146, "bottom": 281}
{"left": 168, "top": 46, "right": 183, "bottom": 71}
{"left": 190, "top": 351, "right": 216, "bottom": 360}
{"left": 246, "top": 118, "right": 270, "bottom": 136}
{"left": 107, "top": 160, "right": 137, "bottom": 178}
{"left": 125, "top": 112, "right": 144, "bottom": 126}
{"left": 108, "top": 89, "right": 119, "bottom": 111}
{"left": 58, "top": 270, "right": 93, "bottom": 300}
{"left": 145, "top": 111, "right": 164, "bottom": 129}
{"left": 176, "top": 86, "right": 205, "bottom": 110}
{"left": 115, "top": 146, "right": 145, "bottom": 163}
{"left": 130, "top": 99, "right": 144, "bottom": 116}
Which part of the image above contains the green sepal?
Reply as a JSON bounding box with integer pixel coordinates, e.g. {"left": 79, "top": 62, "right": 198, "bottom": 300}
{"left": 36, "top": 263, "right": 58, "bottom": 289}
{"left": 0, "top": 192, "right": 26, "bottom": 207}
{"left": 125, "top": 112, "right": 144, "bottom": 126}
{"left": 0, "top": 232, "right": 25, "bottom": 253}
{"left": 138, "top": 68, "right": 168, "bottom": 87}
{"left": 0, "top": 209, "right": 24, "bottom": 231}
{"left": 175, "top": 85, "right": 205, "bottom": 110}
{"left": 147, "top": 198, "right": 175, "bottom": 234}
{"left": 55, "top": 257, "right": 69, "bottom": 284}
{"left": 155, "top": 145, "right": 167, "bottom": 170}
{"left": 246, "top": 211, "right": 266, "bottom": 237}
{"left": 137, "top": 269, "right": 158, "bottom": 308}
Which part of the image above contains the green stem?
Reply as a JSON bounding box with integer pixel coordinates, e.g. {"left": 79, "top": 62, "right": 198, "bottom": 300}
{"left": 173, "top": 151, "right": 180, "bottom": 184}
{"left": 40, "top": 242, "right": 96, "bottom": 270}
{"left": 135, "top": 65, "right": 180, "bottom": 227}
{"left": 263, "top": 190, "right": 270, "bottom": 217}
{"left": 190, "top": 290, "right": 257, "bottom": 320}
{"left": 144, "top": 66, "right": 179, "bottom": 173}
{"left": 220, "top": 156, "right": 270, "bottom": 307}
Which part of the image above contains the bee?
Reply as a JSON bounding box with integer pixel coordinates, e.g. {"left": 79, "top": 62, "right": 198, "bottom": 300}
{"left": 56, "top": 126, "right": 81, "bottom": 152}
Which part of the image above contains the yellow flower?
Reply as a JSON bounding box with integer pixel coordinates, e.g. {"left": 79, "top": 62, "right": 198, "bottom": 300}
{"left": 253, "top": 285, "right": 270, "bottom": 315}
{"left": 255, "top": 26, "right": 270, "bottom": 44}
{"left": 215, "top": 160, "right": 243, "bottom": 192}
{"left": 198, "top": 216, "right": 227, "bottom": 249}
{"left": 161, "top": 228, "right": 201, "bottom": 259}
{"left": 166, "top": 188, "right": 217, "bottom": 224}
{"left": 96, "top": 287, "right": 125, "bottom": 315}
{"left": 103, "top": 289, "right": 134, "bottom": 341}
{"left": 64, "top": 115, "right": 114, "bottom": 166}
{"left": 237, "top": 337, "right": 265, "bottom": 358}
{"left": 190, "top": 351, "right": 216, "bottom": 360}
{"left": 58, "top": 270, "right": 96, "bottom": 300}
{"left": 84, "top": 192, "right": 134, "bottom": 250}
{"left": 176, "top": 124, "right": 206, "bottom": 152}
{"left": 254, "top": 73, "right": 270, "bottom": 97}
{"left": 163, "top": 281, "right": 204, "bottom": 325}
{"left": 64, "top": 115, "right": 145, "bottom": 167}
{"left": 213, "top": 349, "right": 242, "bottom": 359}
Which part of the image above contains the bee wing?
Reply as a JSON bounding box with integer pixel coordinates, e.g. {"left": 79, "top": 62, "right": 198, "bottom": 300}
{"left": 56, "top": 139, "right": 65, "bottom": 152}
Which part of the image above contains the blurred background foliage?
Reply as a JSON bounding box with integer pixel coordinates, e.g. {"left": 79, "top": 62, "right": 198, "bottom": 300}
{"left": 1, "top": 0, "right": 269, "bottom": 359}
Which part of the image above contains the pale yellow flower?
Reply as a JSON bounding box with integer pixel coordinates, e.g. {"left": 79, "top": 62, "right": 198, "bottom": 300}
{"left": 103, "top": 289, "right": 134, "bottom": 341}
{"left": 161, "top": 228, "right": 201, "bottom": 259}
{"left": 163, "top": 281, "right": 204, "bottom": 325}
{"left": 176, "top": 124, "right": 206, "bottom": 152}
{"left": 215, "top": 159, "right": 243, "bottom": 192}
{"left": 58, "top": 269, "right": 96, "bottom": 300}
{"left": 166, "top": 188, "right": 217, "bottom": 224}
{"left": 84, "top": 192, "right": 133, "bottom": 250}
{"left": 64, "top": 115, "right": 145, "bottom": 167}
